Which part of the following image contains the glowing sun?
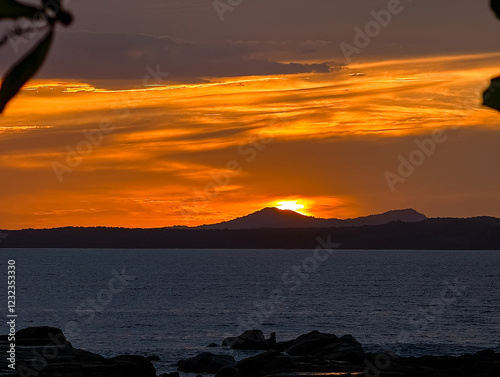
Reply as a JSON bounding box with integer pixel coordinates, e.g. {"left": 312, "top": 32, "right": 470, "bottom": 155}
{"left": 275, "top": 200, "right": 307, "bottom": 215}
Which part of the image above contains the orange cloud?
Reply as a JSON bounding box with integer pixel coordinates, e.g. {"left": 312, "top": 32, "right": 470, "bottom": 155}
{"left": 1, "top": 53, "right": 500, "bottom": 229}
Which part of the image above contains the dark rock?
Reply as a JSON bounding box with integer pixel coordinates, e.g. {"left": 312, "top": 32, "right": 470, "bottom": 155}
{"left": 160, "top": 372, "right": 180, "bottom": 377}
{"left": 15, "top": 326, "right": 71, "bottom": 346}
{"left": 107, "top": 355, "right": 157, "bottom": 376}
{"left": 207, "top": 342, "right": 219, "bottom": 347}
{"left": 340, "top": 334, "right": 357, "bottom": 342}
{"left": 277, "top": 331, "right": 365, "bottom": 363}
{"left": 267, "top": 332, "right": 277, "bottom": 349}
{"left": 0, "top": 327, "right": 156, "bottom": 377}
{"left": 233, "top": 350, "right": 295, "bottom": 376}
{"left": 225, "top": 330, "right": 269, "bottom": 350}
{"left": 147, "top": 354, "right": 161, "bottom": 361}
{"left": 8, "top": 327, "right": 500, "bottom": 377}
{"left": 215, "top": 365, "right": 241, "bottom": 377}
{"left": 280, "top": 331, "right": 340, "bottom": 355}
{"left": 473, "top": 349, "right": 496, "bottom": 359}
{"left": 177, "top": 352, "right": 236, "bottom": 374}
{"left": 222, "top": 336, "right": 237, "bottom": 347}
{"left": 229, "top": 332, "right": 368, "bottom": 376}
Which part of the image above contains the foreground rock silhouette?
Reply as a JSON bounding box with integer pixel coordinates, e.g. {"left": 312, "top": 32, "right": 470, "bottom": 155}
{"left": 177, "top": 352, "right": 236, "bottom": 374}
{"left": 222, "top": 330, "right": 276, "bottom": 350}
{"left": 2, "top": 327, "right": 499, "bottom": 377}
{"left": 0, "top": 326, "right": 156, "bottom": 377}
{"left": 182, "top": 330, "right": 500, "bottom": 377}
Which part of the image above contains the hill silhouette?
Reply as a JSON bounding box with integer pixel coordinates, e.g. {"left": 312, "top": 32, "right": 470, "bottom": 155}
{"left": 1, "top": 211, "right": 500, "bottom": 249}
{"left": 199, "top": 207, "right": 427, "bottom": 229}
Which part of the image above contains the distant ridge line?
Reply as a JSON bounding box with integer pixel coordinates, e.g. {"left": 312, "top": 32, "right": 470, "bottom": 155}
{"left": 197, "top": 207, "right": 428, "bottom": 230}
{"left": 1, "top": 216, "right": 500, "bottom": 249}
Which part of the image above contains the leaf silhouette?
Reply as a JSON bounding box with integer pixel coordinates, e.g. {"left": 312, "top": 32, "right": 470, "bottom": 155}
{"left": 42, "top": 0, "right": 73, "bottom": 25}
{"left": 492, "top": 0, "right": 500, "bottom": 19}
{"left": 483, "top": 77, "right": 500, "bottom": 112}
{"left": 0, "top": 30, "right": 53, "bottom": 113}
{"left": 0, "top": 0, "right": 40, "bottom": 19}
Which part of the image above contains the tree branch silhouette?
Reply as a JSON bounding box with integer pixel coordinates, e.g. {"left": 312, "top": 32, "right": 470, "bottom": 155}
{"left": 1, "top": 1, "right": 499, "bottom": 114}
{"left": 483, "top": 0, "right": 500, "bottom": 111}
{"left": 0, "top": 0, "right": 72, "bottom": 113}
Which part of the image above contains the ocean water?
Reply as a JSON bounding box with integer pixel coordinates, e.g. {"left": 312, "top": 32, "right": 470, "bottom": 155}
{"left": 1, "top": 249, "right": 499, "bottom": 375}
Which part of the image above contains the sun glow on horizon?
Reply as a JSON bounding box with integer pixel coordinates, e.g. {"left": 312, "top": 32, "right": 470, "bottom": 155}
{"left": 274, "top": 200, "right": 308, "bottom": 215}
{"left": 2, "top": 52, "right": 500, "bottom": 228}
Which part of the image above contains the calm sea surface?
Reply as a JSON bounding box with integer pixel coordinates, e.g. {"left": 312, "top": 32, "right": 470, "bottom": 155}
{"left": 1, "top": 249, "right": 499, "bottom": 374}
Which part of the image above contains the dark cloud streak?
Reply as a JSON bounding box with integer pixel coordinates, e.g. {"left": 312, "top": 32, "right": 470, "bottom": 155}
{"left": 38, "top": 31, "right": 332, "bottom": 82}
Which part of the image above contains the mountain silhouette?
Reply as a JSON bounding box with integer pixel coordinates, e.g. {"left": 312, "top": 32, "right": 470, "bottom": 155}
{"left": 2, "top": 215, "right": 500, "bottom": 249}
{"left": 198, "top": 207, "right": 427, "bottom": 230}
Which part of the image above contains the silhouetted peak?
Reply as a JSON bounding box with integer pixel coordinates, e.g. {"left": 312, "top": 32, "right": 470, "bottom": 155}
{"left": 199, "top": 207, "right": 427, "bottom": 230}
{"left": 254, "top": 207, "right": 310, "bottom": 217}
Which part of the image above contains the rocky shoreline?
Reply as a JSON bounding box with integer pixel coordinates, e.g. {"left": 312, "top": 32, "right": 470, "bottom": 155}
{"left": 0, "top": 326, "right": 156, "bottom": 377}
{"left": 1, "top": 327, "right": 499, "bottom": 377}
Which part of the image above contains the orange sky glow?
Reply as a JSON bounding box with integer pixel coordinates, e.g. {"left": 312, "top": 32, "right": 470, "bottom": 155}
{"left": 1, "top": 53, "right": 500, "bottom": 229}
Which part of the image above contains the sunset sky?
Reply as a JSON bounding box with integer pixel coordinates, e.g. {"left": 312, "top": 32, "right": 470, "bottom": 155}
{"left": 1, "top": 0, "right": 500, "bottom": 229}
